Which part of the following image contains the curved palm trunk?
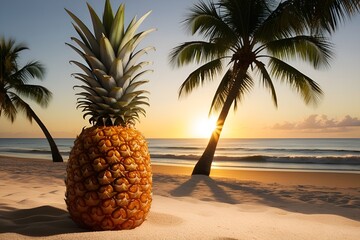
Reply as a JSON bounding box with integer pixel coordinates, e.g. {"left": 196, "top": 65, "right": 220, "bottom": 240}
{"left": 191, "top": 118, "right": 225, "bottom": 176}
{"left": 26, "top": 104, "right": 63, "bottom": 162}
{"left": 192, "top": 69, "right": 246, "bottom": 176}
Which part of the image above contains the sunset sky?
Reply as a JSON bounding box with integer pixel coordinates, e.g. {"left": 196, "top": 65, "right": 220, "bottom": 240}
{"left": 1, "top": 0, "right": 359, "bottom": 139}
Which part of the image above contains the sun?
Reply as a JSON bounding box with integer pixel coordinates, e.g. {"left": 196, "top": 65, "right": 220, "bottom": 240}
{"left": 193, "top": 116, "right": 217, "bottom": 138}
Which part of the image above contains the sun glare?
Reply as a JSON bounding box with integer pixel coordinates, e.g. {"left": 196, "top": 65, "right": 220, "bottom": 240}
{"left": 193, "top": 116, "right": 217, "bottom": 138}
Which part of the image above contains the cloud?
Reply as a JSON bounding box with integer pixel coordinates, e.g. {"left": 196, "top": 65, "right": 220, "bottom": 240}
{"left": 272, "top": 114, "right": 360, "bottom": 131}
{"left": 338, "top": 115, "right": 360, "bottom": 127}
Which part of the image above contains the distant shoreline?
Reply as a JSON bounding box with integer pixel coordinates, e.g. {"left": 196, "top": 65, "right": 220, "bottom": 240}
{"left": 1, "top": 155, "right": 359, "bottom": 188}
{"left": 1, "top": 153, "right": 360, "bottom": 175}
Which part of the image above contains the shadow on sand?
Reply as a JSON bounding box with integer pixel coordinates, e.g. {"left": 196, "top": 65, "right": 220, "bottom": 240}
{"left": 171, "top": 175, "right": 238, "bottom": 204}
{"left": 0, "top": 205, "right": 85, "bottom": 236}
{"left": 163, "top": 174, "right": 360, "bottom": 222}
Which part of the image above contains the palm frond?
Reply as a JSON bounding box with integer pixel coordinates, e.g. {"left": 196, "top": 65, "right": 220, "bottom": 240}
{"left": 232, "top": 70, "right": 254, "bottom": 112}
{"left": 0, "top": 38, "right": 28, "bottom": 57}
{"left": 10, "top": 94, "right": 33, "bottom": 122}
{"left": 10, "top": 61, "right": 45, "bottom": 84}
{"left": 13, "top": 84, "right": 52, "bottom": 107}
{"left": 209, "top": 68, "right": 254, "bottom": 114}
{"left": 169, "top": 41, "right": 228, "bottom": 67}
{"left": 266, "top": 35, "right": 334, "bottom": 69}
{"left": 1, "top": 37, "right": 52, "bottom": 126}
{"left": 254, "top": 1, "right": 306, "bottom": 42}
{"left": 269, "top": 57, "right": 323, "bottom": 105}
{"left": 294, "top": 0, "right": 360, "bottom": 34}
{"left": 0, "top": 92, "right": 17, "bottom": 122}
{"left": 179, "top": 58, "right": 224, "bottom": 97}
{"left": 220, "top": 0, "right": 269, "bottom": 40}
{"left": 254, "top": 59, "right": 277, "bottom": 107}
{"left": 209, "top": 69, "right": 232, "bottom": 113}
{"left": 1, "top": 38, "right": 28, "bottom": 78}
{"left": 185, "top": 0, "right": 236, "bottom": 41}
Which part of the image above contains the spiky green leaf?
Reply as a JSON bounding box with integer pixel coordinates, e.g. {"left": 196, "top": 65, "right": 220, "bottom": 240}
{"left": 99, "top": 35, "right": 116, "bottom": 70}
{"left": 103, "top": 0, "right": 114, "bottom": 35}
{"left": 69, "top": 61, "right": 93, "bottom": 77}
{"left": 109, "top": 58, "right": 124, "bottom": 85}
{"left": 66, "top": 8, "right": 100, "bottom": 56}
{"left": 67, "top": 2, "right": 154, "bottom": 126}
{"left": 109, "top": 87, "right": 124, "bottom": 99}
{"left": 84, "top": 55, "right": 107, "bottom": 72}
{"left": 119, "top": 11, "right": 152, "bottom": 50}
{"left": 73, "top": 73, "right": 101, "bottom": 88}
{"left": 87, "top": 3, "right": 106, "bottom": 41}
{"left": 109, "top": 3, "right": 125, "bottom": 52}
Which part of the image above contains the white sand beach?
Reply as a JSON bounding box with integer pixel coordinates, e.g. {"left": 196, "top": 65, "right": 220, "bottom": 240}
{"left": 0, "top": 156, "right": 359, "bottom": 240}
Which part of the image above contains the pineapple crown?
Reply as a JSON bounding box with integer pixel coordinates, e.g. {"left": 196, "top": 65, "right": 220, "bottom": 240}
{"left": 66, "top": 0, "right": 155, "bottom": 126}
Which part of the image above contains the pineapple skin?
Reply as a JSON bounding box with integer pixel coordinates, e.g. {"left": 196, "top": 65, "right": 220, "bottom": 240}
{"left": 65, "top": 125, "right": 152, "bottom": 230}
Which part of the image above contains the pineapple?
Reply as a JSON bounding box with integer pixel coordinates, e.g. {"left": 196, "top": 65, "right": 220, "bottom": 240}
{"left": 65, "top": 0, "right": 154, "bottom": 230}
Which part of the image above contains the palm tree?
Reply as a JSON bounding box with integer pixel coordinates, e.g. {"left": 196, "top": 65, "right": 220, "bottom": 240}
{"left": 0, "top": 37, "right": 63, "bottom": 162}
{"left": 170, "top": 0, "right": 359, "bottom": 176}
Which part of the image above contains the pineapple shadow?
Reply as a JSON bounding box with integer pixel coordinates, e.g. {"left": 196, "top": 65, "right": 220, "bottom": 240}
{"left": 170, "top": 175, "right": 238, "bottom": 204}
{"left": 0, "top": 205, "right": 85, "bottom": 236}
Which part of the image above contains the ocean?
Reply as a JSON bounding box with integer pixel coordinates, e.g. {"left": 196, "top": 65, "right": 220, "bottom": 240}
{"left": 0, "top": 138, "right": 359, "bottom": 172}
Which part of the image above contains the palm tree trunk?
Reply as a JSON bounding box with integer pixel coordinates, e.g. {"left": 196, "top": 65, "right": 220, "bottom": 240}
{"left": 26, "top": 104, "right": 63, "bottom": 162}
{"left": 192, "top": 69, "right": 246, "bottom": 176}
{"left": 191, "top": 121, "right": 223, "bottom": 176}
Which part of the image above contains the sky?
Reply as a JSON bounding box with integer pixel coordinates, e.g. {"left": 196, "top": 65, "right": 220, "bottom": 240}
{"left": 0, "top": 0, "right": 359, "bottom": 139}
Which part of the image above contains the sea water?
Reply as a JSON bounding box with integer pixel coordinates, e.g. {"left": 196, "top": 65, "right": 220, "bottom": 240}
{"left": 0, "top": 138, "right": 359, "bottom": 172}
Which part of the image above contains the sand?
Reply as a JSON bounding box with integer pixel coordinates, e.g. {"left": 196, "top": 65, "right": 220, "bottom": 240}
{"left": 0, "top": 155, "right": 359, "bottom": 240}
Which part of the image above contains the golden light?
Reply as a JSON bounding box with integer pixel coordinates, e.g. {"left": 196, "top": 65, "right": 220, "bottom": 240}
{"left": 193, "top": 116, "right": 217, "bottom": 138}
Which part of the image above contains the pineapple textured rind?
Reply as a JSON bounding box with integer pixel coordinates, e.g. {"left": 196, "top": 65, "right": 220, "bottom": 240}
{"left": 65, "top": 126, "right": 152, "bottom": 230}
